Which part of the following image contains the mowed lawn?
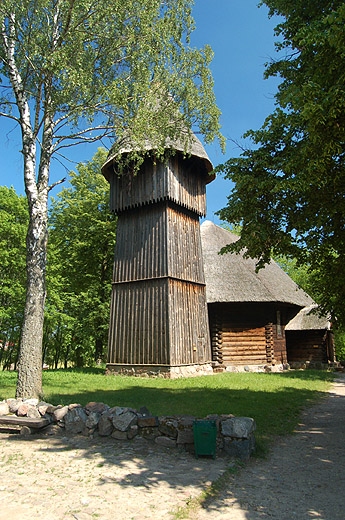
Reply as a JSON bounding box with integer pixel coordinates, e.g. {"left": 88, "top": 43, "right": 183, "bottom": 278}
{"left": 0, "top": 368, "right": 334, "bottom": 454}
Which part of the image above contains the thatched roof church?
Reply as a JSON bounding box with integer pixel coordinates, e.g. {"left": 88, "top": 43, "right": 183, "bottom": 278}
{"left": 200, "top": 221, "right": 331, "bottom": 369}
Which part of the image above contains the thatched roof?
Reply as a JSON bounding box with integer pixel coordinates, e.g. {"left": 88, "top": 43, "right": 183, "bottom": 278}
{"left": 285, "top": 304, "right": 331, "bottom": 331}
{"left": 200, "top": 220, "right": 313, "bottom": 307}
{"left": 102, "top": 132, "right": 214, "bottom": 183}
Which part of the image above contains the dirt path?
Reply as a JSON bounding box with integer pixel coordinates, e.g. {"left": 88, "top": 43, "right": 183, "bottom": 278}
{"left": 194, "top": 373, "right": 345, "bottom": 520}
{"left": 1, "top": 374, "right": 344, "bottom": 520}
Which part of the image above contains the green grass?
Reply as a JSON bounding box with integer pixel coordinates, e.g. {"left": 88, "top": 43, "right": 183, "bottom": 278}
{"left": 0, "top": 368, "right": 334, "bottom": 454}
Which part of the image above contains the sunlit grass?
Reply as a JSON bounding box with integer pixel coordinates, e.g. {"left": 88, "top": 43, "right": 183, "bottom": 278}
{"left": 0, "top": 368, "right": 334, "bottom": 454}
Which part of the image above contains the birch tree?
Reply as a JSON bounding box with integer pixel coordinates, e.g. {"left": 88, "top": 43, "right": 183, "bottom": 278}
{"left": 0, "top": 0, "right": 223, "bottom": 398}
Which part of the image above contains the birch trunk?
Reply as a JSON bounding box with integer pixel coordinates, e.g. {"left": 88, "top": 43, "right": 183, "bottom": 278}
{"left": 16, "top": 194, "right": 48, "bottom": 398}
{"left": 15, "top": 125, "right": 52, "bottom": 398}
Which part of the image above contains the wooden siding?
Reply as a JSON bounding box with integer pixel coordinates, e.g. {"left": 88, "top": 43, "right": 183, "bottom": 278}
{"left": 107, "top": 279, "right": 169, "bottom": 366}
{"left": 107, "top": 202, "right": 210, "bottom": 368}
{"left": 168, "top": 279, "right": 211, "bottom": 365}
{"left": 113, "top": 203, "right": 205, "bottom": 284}
{"left": 109, "top": 155, "right": 207, "bottom": 216}
{"left": 107, "top": 278, "right": 210, "bottom": 366}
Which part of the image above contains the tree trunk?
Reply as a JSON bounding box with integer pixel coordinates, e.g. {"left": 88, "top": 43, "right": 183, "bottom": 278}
{"left": 16, "top": 196, "right": 48, "bottom": 398}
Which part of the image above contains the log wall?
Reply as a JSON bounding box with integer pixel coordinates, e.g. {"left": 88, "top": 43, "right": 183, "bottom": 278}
{"left": 286, "top": 330, "right": 329, "bottom": 364}
{"left": 220, "top": 327, "right": 267, "bottom": 365}
{"left": 208, "top": 303, "right": 294, "bottom": 367}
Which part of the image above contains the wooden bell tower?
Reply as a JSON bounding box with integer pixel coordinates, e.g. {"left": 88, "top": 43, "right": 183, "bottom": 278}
{"left": 102, "top": 135, "right": 214, "bottom": 377}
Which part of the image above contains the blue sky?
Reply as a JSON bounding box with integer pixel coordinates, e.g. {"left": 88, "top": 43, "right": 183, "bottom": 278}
{"left": 0, "top": 1, "right": 281, "bottom": 223}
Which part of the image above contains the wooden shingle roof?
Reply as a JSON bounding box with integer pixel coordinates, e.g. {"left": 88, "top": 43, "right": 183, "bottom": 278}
{"left": 200, "top": 220, "right": 313, "bottom": 307}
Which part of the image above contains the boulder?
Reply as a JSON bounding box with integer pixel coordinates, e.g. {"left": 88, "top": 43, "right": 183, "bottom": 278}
{"left": 98, "top": 413, "right": 113, "bottom": 437}
{"left": 112, "top": 411, "right": 137, "bottom": 432}
{"left": 221, "top": 417, "right": 256, "bottom": 439}
{"left": 64, "top": 407, "right": 88, "bottom": 434}
{"left": 53, "top": 406, "right": 69, "bottom": 422}
{"left": 155, "top": 436, "right": 177, "bottom": 448}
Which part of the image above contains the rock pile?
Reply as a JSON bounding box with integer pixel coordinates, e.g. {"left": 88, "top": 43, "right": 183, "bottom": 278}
{"left": 0, "top": 398, "right": 256, "bottom": 460}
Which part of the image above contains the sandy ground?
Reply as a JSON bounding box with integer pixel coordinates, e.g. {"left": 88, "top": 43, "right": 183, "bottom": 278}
{"left": 0, "top": 374, "right": 344, "bottom": 520}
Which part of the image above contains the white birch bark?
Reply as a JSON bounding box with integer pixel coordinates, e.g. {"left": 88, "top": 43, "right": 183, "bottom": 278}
{"left": 2, "top": 13, "right": 51, "bottom": 398}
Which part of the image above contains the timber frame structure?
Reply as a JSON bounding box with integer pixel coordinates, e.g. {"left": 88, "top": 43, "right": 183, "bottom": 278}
{"left": 102, "top": 136, "right": 214, "bottom": 377}
{"left": 200, "top": 221, "right": 315, "bottom": 370}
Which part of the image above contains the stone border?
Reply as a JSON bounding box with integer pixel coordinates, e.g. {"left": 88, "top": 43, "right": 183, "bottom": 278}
{"left": 0, "top": 398, "right": 256, "bottom": 460}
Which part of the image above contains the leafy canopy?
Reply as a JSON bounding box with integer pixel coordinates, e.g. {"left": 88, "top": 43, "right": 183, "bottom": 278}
{"left": 0, "top": 0, "right": 224, "bottom": 162}
{"left": 47, "top": 148, "right": 117, "bottom": 366}
{"left": 217, "top": 0, "right": 345, "bottom": 325}
{"left": 0, "top": 187, "right": 28, "bottom": 367}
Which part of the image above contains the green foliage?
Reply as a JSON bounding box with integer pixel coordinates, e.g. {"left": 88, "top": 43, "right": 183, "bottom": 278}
{"left": 217, "top": 1, "right": 345, "bottom": 325}
{"left": 46, "top": 148, "right": 117, "bottom": 367}
{"left": 0, "top": 187, "right": 28, "bottom": 369}
{"left": 0, "top": 0, "right": 224, "bottom": 154}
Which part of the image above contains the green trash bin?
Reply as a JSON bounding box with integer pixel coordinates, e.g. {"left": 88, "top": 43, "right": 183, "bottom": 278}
{"left": 193, "top": 419, "right": 217, "bottom": 459}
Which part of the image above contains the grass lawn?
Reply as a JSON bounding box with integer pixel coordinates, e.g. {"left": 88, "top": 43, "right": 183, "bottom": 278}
{"left": 0, "top": 368, "right": 334, "bottom": 454}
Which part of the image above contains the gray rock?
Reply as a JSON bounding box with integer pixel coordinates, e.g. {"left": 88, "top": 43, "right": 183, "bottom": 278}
{"left": 64, "top": 407, "right": 88, "bottom": 434}
{"left": 223, "top": 436, "right": 255, "bottom": 460}
{"left": 85, "top": 402, "right": 109, "bottom": 414}
{"left": 85, "top": 411, "right": 100, "bottom": 429}
{"left": 127, "top": 425, "right": 138, "bottom": 439}
{"left": 38, "top": 404, "right": 49, "bottom": 416}
{"left": 98, "top": 413, "right": 113, "bottom": 436}
{"left": 27, "top": 405, "right": 41, "bottom": 418}
{"left": 112, "top": 411, "right": 137, "bottom": 432}
{"left": 6, "top": 399, "right": 22, "bottom": 414}
{"left": 23, "top": 398, "right": 39, "bottom": 406}
{"left": 158, "top": 417, "right": 178, "bottom": 439}
{"left": 221, "top": 417, "right": 256, "bottom": 439}
{"left": 111, "top": 430, "right": 128, "bottom": 440}
{"left": 139, "top": 406, "right": 151, "bottom": 416}
{"left": 37, "top": 401, "right": 53, "bottom": 416}
{"left": 177, "top": 429, "right": 194, "bottom": 445}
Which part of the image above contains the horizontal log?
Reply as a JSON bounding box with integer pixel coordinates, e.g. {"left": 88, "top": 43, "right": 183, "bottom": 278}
{"left": 221, "top": 329, "right": 266, "bottom": 336}
{"left": 0, "top": 416, "right": 49, "bottom": 429}
{"left": 223, "top": 352, "right": 266, "bottom": 359}
{"left": 221, "top": 343, "right": 267, "bottom": 350}
{"left": 221, "top": 337, "right": 266, "bottom": 343}
{"left": 223, "top": 357, "right": 268, "bottom": 365}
